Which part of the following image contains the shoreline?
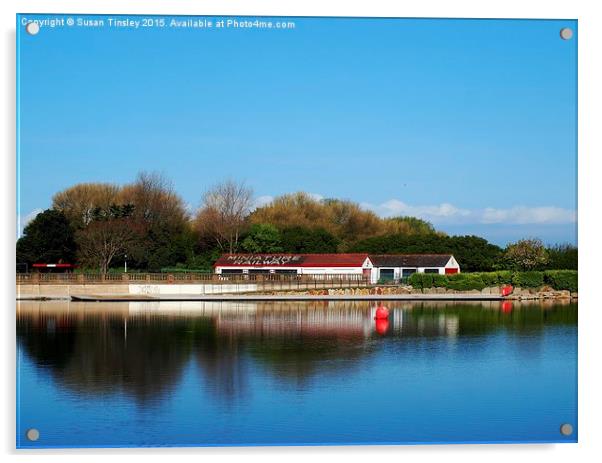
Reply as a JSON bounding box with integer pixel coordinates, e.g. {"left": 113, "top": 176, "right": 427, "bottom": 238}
{"left": 67, "top": 294, "right": 507, "bottom": 302}
{"left": 16, "top": 284, "right": 577, "bottom": 302}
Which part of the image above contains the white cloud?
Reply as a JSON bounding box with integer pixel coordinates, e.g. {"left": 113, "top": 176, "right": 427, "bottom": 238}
{"left": 18, "top": 208, "right": 43, "bottom": 237}
{"left": 253, "top": 195, "right": 274, "bottom": 209}
{"left": 481, "top": 206, "right": 577, "bottom": 225}
{"left": 363, "top": 200, "right": 576, "bottom": 225}
{"left": 368, "top": 199, "right": 471, "bottom": 220}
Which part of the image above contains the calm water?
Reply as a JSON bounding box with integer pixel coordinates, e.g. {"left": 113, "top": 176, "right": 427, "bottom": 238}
{"left": 16, "top": 300, "right": 577, "bottom": 448}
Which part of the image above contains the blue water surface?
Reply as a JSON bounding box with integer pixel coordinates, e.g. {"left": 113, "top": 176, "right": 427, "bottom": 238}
{"left": 16, "top": 300, "right": 577, "bottom": 448}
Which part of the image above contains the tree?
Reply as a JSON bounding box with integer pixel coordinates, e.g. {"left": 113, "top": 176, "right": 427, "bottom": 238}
{"left": 117, "top": 172, "right": 192, "bottom": 270}
{"left": 250, "top": 193, "right": 386, "bottom": 249}
{"left": 195, "top": 180, "right": 253, "bottom": 254}
{"left": 52, "top": 183, "right": 121, "bottom": 229}
{"left": 546, "top": 243, "right": 578, "bottom": 270}
{"left": 383, "top": 216, "right": 437, "bottom": 235}
{"left": 503, "top": 238, "right": 550, "bottom": 271}
{"left": 16, "top": 209, "right": 76, "bottom": 267}
{"left": 349, "top": 233, "right": 503, "bottom": 272}
{"left": 76, "top": 218, "right": 139, "bottom": 275}
{"left": 280, "top": 227, "right": 340, "bottom": 253}
{"left": 241, "top": 224, "right": 282, "bottom": 253}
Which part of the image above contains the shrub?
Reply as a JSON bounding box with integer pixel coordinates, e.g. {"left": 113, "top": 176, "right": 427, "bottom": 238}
{"left": 512, "top": 271, "right": 544, "bottom": 288}
{"left": 495, "top": 271, "right": 514, "bottom": 285}
{"left": 544, "top": 270, "right": 578, "bottom": 292}
{"left": 408, "top": 272, "right": 424, "bottom": 289}
{"left": 466, "top": 274, "right": 486, "bottom": 290}
{"left": 481, "top": 272, "right": 499, "bottom": 287}
{"left": 421, "top": 273, "right": 434, "bottom": 288}
{"left": 444, "top": 273, "right": 484, "bottom": 291}
{"left": 406, "top": 270, "right": 576, "bottom": 292}
{"left": 432, "top": 274, "right": 447, "bottom": 287}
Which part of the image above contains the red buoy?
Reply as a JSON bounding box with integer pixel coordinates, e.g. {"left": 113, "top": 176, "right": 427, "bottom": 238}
{"left": 375, "top": 318, "right": 389, "bottom": 335}
{"left": 375, "top": 306, "right": 389, "bottom": 320}
{"left": 501, "top": 285, "right": 514, "bottom": 297}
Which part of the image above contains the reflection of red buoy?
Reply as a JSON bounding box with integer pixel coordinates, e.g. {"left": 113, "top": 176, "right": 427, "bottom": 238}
{"left": 501, "top": 301, "right": 513, "bottom": 313}
{"left": 502, "top": 285, "right": 514, "bottom": 297}
{"left": 375, "top": 318, "right": 389, "bottom": 335}
{"left": 375, "top": 306, "right": 389, "bottom": 320}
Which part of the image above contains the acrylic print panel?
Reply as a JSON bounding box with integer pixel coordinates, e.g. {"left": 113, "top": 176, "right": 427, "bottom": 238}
{"left": 16, "top": 14, "right": 577, "bottom": 448}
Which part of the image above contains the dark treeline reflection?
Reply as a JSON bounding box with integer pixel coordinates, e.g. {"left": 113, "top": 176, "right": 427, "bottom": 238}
{"left": 17, "top": 300, "right": 577, "bottom": 405}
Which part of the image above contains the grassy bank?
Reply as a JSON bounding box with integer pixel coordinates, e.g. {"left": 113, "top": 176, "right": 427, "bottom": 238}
{"left": 409, "top": 270, "right": 577, "bottom": 293}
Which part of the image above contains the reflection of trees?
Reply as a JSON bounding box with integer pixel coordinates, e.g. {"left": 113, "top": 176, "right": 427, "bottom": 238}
{"left": 17, "top": 300, "right": 577, "bottom": 405}
{"left": 17, "top": 310, "right": 193, "bottom": 405}
{"left": 393, "top": 302, "right": 578, "bottom": 337}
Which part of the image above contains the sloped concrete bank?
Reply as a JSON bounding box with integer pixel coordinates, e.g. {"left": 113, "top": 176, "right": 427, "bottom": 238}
{"left": 17, "top": 284, "right": 577, "bottom": 302}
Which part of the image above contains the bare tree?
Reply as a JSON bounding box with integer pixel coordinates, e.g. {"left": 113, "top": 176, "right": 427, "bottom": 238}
{"left": 118, "top": 171, "right": 188, "bottom": 226}
{"left": 76, "top": 219, "right": 138, "bottom": 275}
{"left": 195, "top": 180, "right": 253, "bottom": 254}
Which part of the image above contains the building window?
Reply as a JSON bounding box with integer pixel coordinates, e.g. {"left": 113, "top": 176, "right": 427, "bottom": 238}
{"left": 424, "top": 268, "right": 439, "bottom": 274}
{"left": 379, "top": 269, "right": 395, "bottom": 281}
{"left": 221, "top": 269, "right": 243, "bottom": 274}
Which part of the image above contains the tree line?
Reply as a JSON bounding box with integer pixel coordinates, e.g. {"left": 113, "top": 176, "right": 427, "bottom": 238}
{"left": 16, "top": 173, "right": 578, "bottom": 274}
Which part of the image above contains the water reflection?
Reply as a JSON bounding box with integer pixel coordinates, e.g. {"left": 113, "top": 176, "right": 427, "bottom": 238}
{"left": 17, "top": 300, "right": 577, "bottom": 406}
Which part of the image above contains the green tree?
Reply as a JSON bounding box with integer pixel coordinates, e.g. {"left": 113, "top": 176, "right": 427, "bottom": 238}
{"left": 16, "top": 209, "right": 76, "bottom": 268}
{"left": 241, "top": 224, "right": 283, "bottom": 253}
{"left": 349, "top": 233, "right": 503, "bottom": 272}
{"left": 546, "top": 243, "right": 578, "bottom": 270}
{"left": 280, "top": 227, "right": 340, "bottom": 253}
{"left": 503, "top": 238, "right": 550, "bottom": 271}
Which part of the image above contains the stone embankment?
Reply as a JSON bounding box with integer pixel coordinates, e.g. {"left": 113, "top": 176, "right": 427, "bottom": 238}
{"left": 262, "top": 285, "right": 577, "bottom": 300}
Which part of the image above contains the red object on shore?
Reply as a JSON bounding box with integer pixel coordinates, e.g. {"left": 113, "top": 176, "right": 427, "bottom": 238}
{"left": 501, "top": 301, "right": 513, "bottom": 313}
{"left": 501, "top": 285, "right": 514, "bottom": 297}
{"left": 375, "top": 318, "right": 389, "bottom": 335}
{"left": 374, "top": 306, "right": 390, "bottom": 320}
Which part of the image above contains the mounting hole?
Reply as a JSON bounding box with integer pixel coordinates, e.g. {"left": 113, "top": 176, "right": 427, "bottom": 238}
{"left": 25, "top": 22, "right": 40, "bottom": 36}
{"left": 560, "top": 423, "right": 573, "bottom": 436}
{"left": 26, "top": 428, "right": 40, "bottom": 441}
{"left": 559, "top": 28, "right": 573, "bottom": 40}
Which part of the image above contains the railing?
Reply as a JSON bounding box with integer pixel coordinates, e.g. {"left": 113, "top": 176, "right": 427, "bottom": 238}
{"left": 16, "top": 272, "right": 370, "bottom": 289}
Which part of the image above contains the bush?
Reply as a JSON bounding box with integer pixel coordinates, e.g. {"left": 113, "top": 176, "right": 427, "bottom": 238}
{"left": 421, "top": 273, "right": 434, "bottom": 288}
{"left": 444, "top": 273, "right": 485, "bottom": 291}
{"left": 512, "top": 271, "right": 544, "bottom": 288}
{"left": 481, "top": 272, "right": 499, "bottom": 287}
{"left": 408, "top": 272, "right": 424, "bottom": 289}
{"left": 432, "top": 274, "right": 447, "bottom": 287}
{"left": 495, "top": 271, "right": 514, "bottom": 285}
{"left": 406, "top": 270, "right": 576, "bottom": 292}
{"left": 544, "top": 270, "right": 578, "bottom": 292}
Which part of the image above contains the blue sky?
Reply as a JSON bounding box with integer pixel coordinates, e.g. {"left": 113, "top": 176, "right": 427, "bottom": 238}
{"left": 17, "top": 15, "right": 577, "bottom": 245}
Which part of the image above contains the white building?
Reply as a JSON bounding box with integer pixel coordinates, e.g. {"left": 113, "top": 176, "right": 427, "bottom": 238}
{"left": 368, "top": 254, "right": 460, "bottom": 282}
{"left": 213, "top": 253, "right": 460, "bottom": 284}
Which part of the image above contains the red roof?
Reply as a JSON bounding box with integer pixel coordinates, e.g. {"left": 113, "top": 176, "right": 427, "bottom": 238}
{"left": 214, "top": 254, "right": 370, "bottom": 268}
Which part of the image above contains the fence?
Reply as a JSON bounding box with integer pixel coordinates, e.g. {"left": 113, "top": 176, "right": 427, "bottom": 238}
{"left": 16, "top": 272, "right": 370, "bottom": 290}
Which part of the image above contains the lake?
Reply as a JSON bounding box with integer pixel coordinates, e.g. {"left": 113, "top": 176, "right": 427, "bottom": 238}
{"left": 16, "top": 299, "right": 577, "bottom": 448}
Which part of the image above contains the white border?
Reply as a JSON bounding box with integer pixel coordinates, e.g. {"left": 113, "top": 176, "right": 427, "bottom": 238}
{"left": 3, "top": 1, "right": 601, "bottom": 462}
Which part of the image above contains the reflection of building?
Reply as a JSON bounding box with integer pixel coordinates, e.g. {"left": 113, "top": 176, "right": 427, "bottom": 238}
{"left": 214, "top": 253, "right": 460, "bottom": 283}
{"left": 215, "top": 307, "right": 374, "bottom": 338}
